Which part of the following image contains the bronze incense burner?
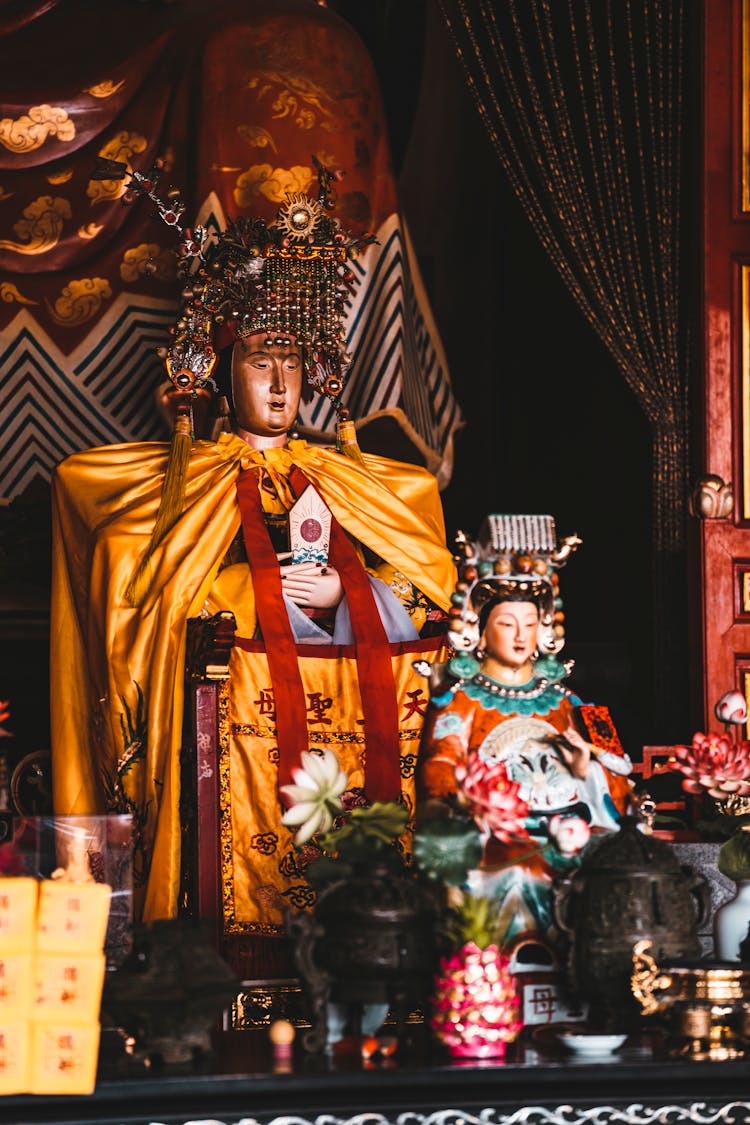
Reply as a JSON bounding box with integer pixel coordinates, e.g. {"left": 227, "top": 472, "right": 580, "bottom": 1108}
{"left": 631, "top": 940, "right": 750, "bottom": 1060}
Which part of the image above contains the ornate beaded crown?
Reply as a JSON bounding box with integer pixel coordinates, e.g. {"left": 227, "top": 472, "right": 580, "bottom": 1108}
{"left": 448, "top": 515, "right": 582, "bottom": 681}
{"left": 101, "top": 155, "right": 376, "bottom": 413}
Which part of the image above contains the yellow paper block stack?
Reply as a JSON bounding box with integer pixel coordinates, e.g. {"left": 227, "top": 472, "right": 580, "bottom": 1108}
{"left": 0, "top": 875, "right": 111, "bottom": 1095}
{"left": 0, "top": 878, "right": 37, "bottom": 1094}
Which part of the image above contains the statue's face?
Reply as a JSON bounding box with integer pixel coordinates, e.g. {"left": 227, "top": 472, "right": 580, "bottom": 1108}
{"left": 482, "top": 601, "right": 539, "bottom": 669}
{"left": 231, "top": 333, "right": 303, "bottom": 439}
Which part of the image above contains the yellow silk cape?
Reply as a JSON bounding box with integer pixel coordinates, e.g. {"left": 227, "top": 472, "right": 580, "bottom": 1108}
{"left": 50, "top": 433, "right": 454, "bottom": 921}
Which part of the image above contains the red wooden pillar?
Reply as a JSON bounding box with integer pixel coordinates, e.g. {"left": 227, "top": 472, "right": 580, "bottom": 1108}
{"left": 701, "top": 0, "right": 750, "bottom": 723}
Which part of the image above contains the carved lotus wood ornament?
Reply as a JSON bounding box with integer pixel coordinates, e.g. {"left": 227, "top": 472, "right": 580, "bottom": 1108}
{"left": 690, "top": 475, "right": 734, "bottom": 520}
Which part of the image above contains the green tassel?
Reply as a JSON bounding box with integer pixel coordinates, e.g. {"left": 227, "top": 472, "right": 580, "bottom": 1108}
{"left": 125, "top": 409, "right": 192, "bottom": 608}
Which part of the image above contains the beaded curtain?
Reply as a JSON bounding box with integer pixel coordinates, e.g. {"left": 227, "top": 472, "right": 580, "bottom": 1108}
{"left": 439, "top": 0, "right": 690, "bottom": 727}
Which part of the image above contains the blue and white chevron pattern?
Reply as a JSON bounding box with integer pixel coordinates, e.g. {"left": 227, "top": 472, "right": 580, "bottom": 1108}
{"left": 302, "top": 213, "right": 462, "bottom": 483}
{"left": 0, "top": 297, "right": 176, "bottom": 498}
{"left": 0, "top": 214, "right": 461, "bottom": 499}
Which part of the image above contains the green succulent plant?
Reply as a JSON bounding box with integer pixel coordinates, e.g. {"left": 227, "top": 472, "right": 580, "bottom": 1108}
{"left": 444, "top": 891, "right": 499, "bottom": 950}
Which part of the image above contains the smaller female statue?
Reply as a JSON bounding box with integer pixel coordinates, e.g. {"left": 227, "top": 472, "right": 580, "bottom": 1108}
{"left": 417, "top": 515, "right": 633, "bottom": 952}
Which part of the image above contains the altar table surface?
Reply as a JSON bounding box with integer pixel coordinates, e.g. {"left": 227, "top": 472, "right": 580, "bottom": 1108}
{"left": 4, "top": 1031, "right": 750, "bottom": 1125}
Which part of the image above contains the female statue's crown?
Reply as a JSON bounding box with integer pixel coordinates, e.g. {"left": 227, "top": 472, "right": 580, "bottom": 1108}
{"left": 100, "top": 154, "right": 376, "bottom": 412}
{"left": 448, "top": 515, "right": 582, "bottom": 672}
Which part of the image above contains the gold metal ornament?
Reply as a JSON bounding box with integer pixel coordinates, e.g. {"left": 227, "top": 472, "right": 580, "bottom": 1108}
{"left": 630, "top": 939, "right": 674, "bottom": 1016}
{"left": 276, "top": 193, "right": 325, "bottom": 242}
{"left": 632, "top": 939, "right": 750, "bottom": 1060}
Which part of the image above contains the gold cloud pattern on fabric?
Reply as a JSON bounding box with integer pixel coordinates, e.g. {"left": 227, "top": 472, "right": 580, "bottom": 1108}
{"left": 45, "top": 277, "right": 112, "bottom": 326}
{"left": 86, "top": 132, "right": 148, "bottom": 204}
{"left": 234, "top": 163, "right": 313, "bottom": 207}
{"left": 78, "top": 223, "right": 103, "bottom": 240}
{"left": 236, "top": 124, "right": 277, "bottom": 153}
{"left": 0, "top": 195, "right": 71, "bottom": 254}
{"left": 274, "top": 92, "right": 313, "bottom": 129}
{"left": 83, "top": 80, "right": 125, "bottom": 99}
{"left": 0, "top": 105, "right": 75, "bottom": 153}
{"left": 0, "top": 282, "right": 38, "bottom": 306}
{"left": 248, "top": 72, "right": 338, "bottom": 131}
{"left": 120, "top": 243, "right": 175, "bottom": 282}
{"left": 47, "top": 169, "right": 73, "bottom": 184}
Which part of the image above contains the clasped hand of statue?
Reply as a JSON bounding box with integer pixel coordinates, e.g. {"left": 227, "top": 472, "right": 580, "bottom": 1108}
{"left": 277, "top": 552, "right": 344, "bottom": 609}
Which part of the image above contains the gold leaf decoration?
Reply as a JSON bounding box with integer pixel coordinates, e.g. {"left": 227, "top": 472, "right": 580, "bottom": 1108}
{"left": 45, "top": 277, "right": 112, "bottom": 326}
{"left": 234, "top": 163, "right": 314, "bottom": 208}
{"left": 120, "top": 243, "right": 176, "bottom": 283}
{"left": 0, "top": 186, "right": 12, "bottom": 202}
{"left": 0, "top": 282, "right": 38, "bottom": 306}
{"left": 236, "top": 124, "right": 277, "bottom": 153}
{"left": 0, "top": 105, "right": 75, "bottom": 153}
{"left": 83, "top": 80, "right": 125, "bottom": 99}
{"left": 47, "top": 169, "right": 73, "bottom": 184}
{"left": 0, "top": 195, "right": 71, "bottom": 254}
{"left": 86, "top": 131, "right": 148, "bottom": 205}
{"left": 78, "top": 223, "right": 103, "bottom": 240}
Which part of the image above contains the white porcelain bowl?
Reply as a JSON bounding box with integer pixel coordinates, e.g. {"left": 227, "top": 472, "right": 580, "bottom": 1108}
{"left": 559, "top": 1032, "right": 628, "bottom": 1056}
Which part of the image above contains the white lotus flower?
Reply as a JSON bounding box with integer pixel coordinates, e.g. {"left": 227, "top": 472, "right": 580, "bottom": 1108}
{"left": 280, "top": 749, "right": 348, "bottom": 845}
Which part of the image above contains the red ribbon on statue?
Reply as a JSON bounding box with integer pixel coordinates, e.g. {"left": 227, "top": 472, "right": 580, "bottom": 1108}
{"left": 236, "top": 469, "right": 308, "bottom": 792}
{"left": 235, "top": 466, "right": 402, "bottom": 802}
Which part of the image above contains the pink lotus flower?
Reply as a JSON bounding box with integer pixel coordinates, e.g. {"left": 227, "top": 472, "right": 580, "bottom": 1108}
{"left": 548, "top": 814, "right": 591, "bottom": 857}
{"left": 671, "top": 731, "right": 750, "bottom": 799}
{"left": 454, "top": 756, "right": 529, "bottom": 842}
{"left": 715, "top": 690, "right": 749, "bottom": 728}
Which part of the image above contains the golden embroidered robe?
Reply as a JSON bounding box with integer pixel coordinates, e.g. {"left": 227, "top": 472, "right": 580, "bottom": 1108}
{"left": 50, "top": 434, "right": 454, "bottom": 927}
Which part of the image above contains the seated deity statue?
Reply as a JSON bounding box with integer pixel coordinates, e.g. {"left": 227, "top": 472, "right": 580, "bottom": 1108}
{"left": 417, "top": 516, "right": 633, "bottom": 952}
{"left": 49, "top": 165, "right": 455, "bottom": 972}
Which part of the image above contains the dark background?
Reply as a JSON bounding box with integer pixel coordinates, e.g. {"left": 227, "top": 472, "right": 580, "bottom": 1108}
{"left": 332, "top": 0, "right": 701, "bottom": 755}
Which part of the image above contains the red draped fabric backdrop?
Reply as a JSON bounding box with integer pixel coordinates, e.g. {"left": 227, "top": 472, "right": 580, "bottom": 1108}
{"left": 0, "top": 0, "right": 460, "bottom": 502}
